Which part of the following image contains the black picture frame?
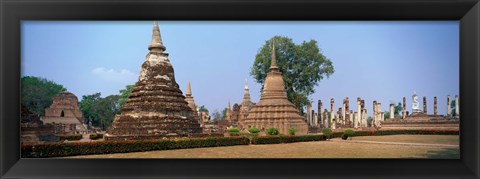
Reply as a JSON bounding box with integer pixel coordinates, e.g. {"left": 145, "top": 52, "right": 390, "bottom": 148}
{"left": 1, "top": 0, "right": 479, "bottom": 178}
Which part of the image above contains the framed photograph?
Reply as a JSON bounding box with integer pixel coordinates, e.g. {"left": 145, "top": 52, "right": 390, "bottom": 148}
{"left": 1, "top": 0, "right": 479, "bottom": 178}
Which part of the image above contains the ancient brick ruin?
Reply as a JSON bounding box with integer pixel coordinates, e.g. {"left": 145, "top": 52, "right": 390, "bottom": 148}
{"left": 106, "top": 22, "right": 201, "bottom": 140}
{"left": 241, "top": 43, "right": 308, "bottom": 135}
{"left": 42, "top": 91, "right": 86, "bottom": 134}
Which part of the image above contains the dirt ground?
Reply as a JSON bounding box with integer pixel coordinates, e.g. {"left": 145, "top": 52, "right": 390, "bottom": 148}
{"left": 67, "top": 135, "right": 459, "bottom": 159}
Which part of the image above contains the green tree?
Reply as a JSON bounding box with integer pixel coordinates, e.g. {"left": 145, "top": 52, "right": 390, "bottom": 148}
{"left": 198, "top": 105, "right": 208, "bottom": 113}
{"left": 79, "top": 93, "right": 102, "bottom": 125}
{"left": 79, "top": 93, "right": 120, "bottom": 130}
{"left": 21, "top": 76, "right": 66, "bottom": 115}
{"left": 384, "top": 111, "right": 390, "bottom": 120}
{"left": 394, "top": 102, "right": 402, "bottom": 116}
{"left": 118, "top": 84, "right": 134, "bottom": 111}
{"left": 92, "top": 95, "right": 121, "bottom": 130}
{"left": 450, "top": 99, "right": 456, "bottom": 116}
{"left": 221, "top": 108, "right": 227, "bottom": 120}
{"left": 250, "top": 36, "right": 334, "bottom": 114}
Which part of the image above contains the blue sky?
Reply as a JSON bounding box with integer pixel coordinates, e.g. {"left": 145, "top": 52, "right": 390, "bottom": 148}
{"left": 22, "top": 21, "right": 459, "bottom": 116}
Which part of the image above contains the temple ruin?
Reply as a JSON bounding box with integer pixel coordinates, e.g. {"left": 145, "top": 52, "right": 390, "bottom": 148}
{"left": 241, "top": 42, "right": 308, "bottom": 135}
{"left": 106, "top": 22, "right": 201, "bottom": 140}
{"left": 42, "top": 91, "right": 86, "bottom": 134}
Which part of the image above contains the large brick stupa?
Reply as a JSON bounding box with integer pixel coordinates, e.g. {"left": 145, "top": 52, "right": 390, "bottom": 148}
{"left": 106, "top": 22, "right": 201, "bottom": 140}
{"left": 242, "top": 43, "right": 308, "bottom": 135}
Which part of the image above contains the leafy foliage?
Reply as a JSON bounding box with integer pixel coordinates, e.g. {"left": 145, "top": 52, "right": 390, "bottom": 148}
{"left": 198, "top": 105, "right": 208, "bottom": 112}
{"left": 22, "top": 136, "right": 250, "bottom": 158}
{"left": 265, "top": 128, "right": 279, "bottom": 135}
{"left": 89, "top": 133, "right": 104, "bottom": 140}
{"left": 248, "top": 127, "right": 260, "bottom": 134}
{"left": 288, "top": 128, "right": 296, "bottom": 136}
{"left": 394, "top": 102, "right": 402, "bottom": 116}
{"left": 250, "top": 36, "right": 334, "bottom": 114}
{"left": 342, "top": 129, "right": 355, "bottom": 140}
{"left": 118, "top": 84, "right": 134, "bottom": 111}
{"left": 55, "top": 134, "right": 82, "bottom": 141}
{"left": 21, "top": 76, "right": 66, "bottom": 116}
{"left": 322, "top": 128, "right": 333, "bottom": 139}
{"left": 79, "top": 93, "right": 120, "bottom": 130}
{"left": 252, "top": 135, "right": 326, "bottom": 144}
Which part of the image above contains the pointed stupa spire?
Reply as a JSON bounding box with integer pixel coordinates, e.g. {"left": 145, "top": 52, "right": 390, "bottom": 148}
{"left": 270, "top": 40, "right": 279, "bottom": 71}
{"left": 243, "top": 78, "right": 251, "bottom": 103}
{"left": 228, "top": 100, "right": 231, "bottom": 110}
{"left": 148, "top": 21, "right": 166, "bottom": 52}
{"left": 186, "top": 81, "right": 192, "bottom": 96}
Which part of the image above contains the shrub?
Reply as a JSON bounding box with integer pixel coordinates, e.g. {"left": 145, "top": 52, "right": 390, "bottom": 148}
{"left": 227, "top": 127, "right": 240, "bottom": 136}
{"left": 55, "top": 134, "right": 82, "bottom": 141}
{"left": 342, "top": 129, "right": 355, "bottom": 140}
{"left": 265, "top": 128, "right": 279, "bottom": 135}
{"left": 288, "top": 128, "right": 296, "bottom": 136}
{"left": 248, "top": 127, "right": 260, "bottom": 134}
{"left": 89, "top": 133, "right": 104, "bottom": 140}
{"left": 322, "top": 128, "right": 333, "bottom": 139}
{"left": 21, "top": 136, "right": 250, "bottom": 158}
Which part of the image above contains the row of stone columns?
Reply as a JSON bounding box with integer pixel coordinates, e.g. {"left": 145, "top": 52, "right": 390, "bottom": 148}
{"left": 311, "top": 94, "right": 459, "bottom": 129}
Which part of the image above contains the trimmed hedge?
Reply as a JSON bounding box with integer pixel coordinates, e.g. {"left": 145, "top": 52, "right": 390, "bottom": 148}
{"left": 252, "top": 135, "right": 326, "bottom": 144}
{"left": 56, "top": 134, "right": 82, "bottom": 141}
{"left": 22, "top": 136, "right": 250, "bottom": 158}
{"left": 21, "top": 129, "right": 459, "bottom": 158}
{"left": 89, "top": 133, "right": 104, "bottom": 140}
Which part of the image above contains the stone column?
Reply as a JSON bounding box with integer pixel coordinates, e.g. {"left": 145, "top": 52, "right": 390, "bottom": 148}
{"left": 311, "top": 110, "right": 315, "bottom": 127}
{"left": 362, "top": 109, "right": 367, "bottom": 127}
{"left": 380, "top": 112, "right": 384, "bottom": 127}
{"left": 390, "top": 103, "right": 394, "bottom": 119}
{"left": 402, "top": 97, "right": 406, "bottom": 119}
{"left": 353, "top": 112, "right": 358, "bottom": 128}
{"left": 361, "top": 100, "right": 366, "bottom": 127}
{"left": 378, "top": 103, "right": 383, "bottom": 122}
{"left": 324, "top": 109, "right": 329, "bottom": 129}
{"left": 307, "top": 104, "right": 312, "bottom": 126}
{"left": 447, "top": 95, "right": 451, "bottom": 117}
{"left": 434, "top": 96, "right": 438, "bottom": 115}
{"left": 330, "top": 98, "right": 335, "bottom": 125}
{"left": 318, "top": 100, "right": 322, "bottom": 127}
{"left": 337, "top": 108, "right": 342, "bottom": 128}
{"left": 345, "top": 97, "right": 350, "bottom": 127}
{"left": 423, "top": 96, "right": 427, "bottom": 114}
{"left": 342, "top": 100, "right": 346, "bottom": 126}
{"left": 357, "top": 97, "right": 361, "bottom": 128}
{"left": 455, "top": 95, "right": 459, "bottom": 117}
{"left": 314, "top": 113, "right": 318, "bottom": 127}
{"left": 373, "top": 101, "right": 377, "bottom": 124}
{"left": 349, "top": 110, "right": 353, "bottom": 128}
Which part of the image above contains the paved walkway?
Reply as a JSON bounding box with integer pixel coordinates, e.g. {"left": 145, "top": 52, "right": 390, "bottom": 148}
{"left": 329, "top": 138, "right": 459, "bottom": 148}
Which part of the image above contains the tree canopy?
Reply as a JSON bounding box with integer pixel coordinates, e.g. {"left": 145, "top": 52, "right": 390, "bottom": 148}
{"left": 250, "top": 36, "right": 334, "bottom": 114}
{"left": 21, "top": 76, "right": 66, "bottom": 116}
{"left": 118, "top": 84, "right": 134, "bottom": 111}
{"left": 79, "top": 93, "right": 121, "bottom": 130}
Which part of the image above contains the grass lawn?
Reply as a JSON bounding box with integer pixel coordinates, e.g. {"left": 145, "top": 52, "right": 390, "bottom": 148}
{"left": 349, "top": 135, "right": 459, "bottom": 145}
{"left": 68, "top": 135, "right": 459, "bottom": 159}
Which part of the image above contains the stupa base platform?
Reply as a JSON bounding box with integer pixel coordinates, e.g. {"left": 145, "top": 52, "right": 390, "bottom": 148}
{"left": 242, "top": 120, "right": 308, "bottom": 135}
{"left": 380, "top": 118, "right": 459, "bottom": 131}
{"left": 104, "top": 133, "right": 224, "bottom": 141}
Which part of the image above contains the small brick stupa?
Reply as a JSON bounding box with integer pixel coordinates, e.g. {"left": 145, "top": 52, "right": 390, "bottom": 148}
{"left": 107, "top": 22, "right": 201, "bottom": 140}
{"left": 242, "top": 43, "right": 308, "bottom": 135}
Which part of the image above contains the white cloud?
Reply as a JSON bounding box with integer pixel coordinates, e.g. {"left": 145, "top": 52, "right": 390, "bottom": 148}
{"left": 91, "top": 67, "right": 137, "bottom": 82}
